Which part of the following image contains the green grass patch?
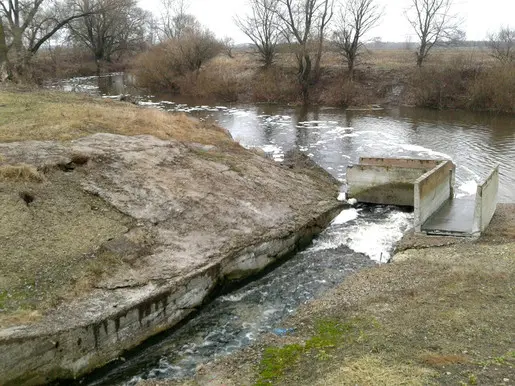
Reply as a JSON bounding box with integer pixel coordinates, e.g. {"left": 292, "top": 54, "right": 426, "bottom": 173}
{"left": 256, "top": 317, "right": 378, "bottom": 385}
{"left": 256, "top": 344, "right": 304, "bottom": 385}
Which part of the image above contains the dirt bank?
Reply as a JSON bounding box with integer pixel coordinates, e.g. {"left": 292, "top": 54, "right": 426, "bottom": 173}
{"left": 132, "top": 50, "right": 514, "bottom": 114}
{"left": 0, "top": 90, "right": 343, "bottom": 385}
{"left": 158, "top": 204, "right": 515, "bottom": 386}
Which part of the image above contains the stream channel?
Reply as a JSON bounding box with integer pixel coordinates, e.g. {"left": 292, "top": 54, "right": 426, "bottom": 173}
{"left": 50, "top": 74, "right": 515, "bottom": 385}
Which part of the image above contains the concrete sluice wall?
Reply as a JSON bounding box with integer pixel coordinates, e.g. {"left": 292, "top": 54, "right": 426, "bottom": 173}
{"left": 347, "top": 156, "right": 499, "bottom": 236}
{"left": 346, "top": 157, "right": 442, "bottom": 206}
{"left": 474, "top": 165, "right": 500, "bottom": 232}
{"left": 414, "top": 161, "right": 455, "bottom": 232}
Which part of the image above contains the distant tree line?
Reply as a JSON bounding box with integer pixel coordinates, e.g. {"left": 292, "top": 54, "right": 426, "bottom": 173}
{"left": 0, "top": 0, "right": 225, "bottom": 80}
{"left": 0, "top": 0, "right": 512, "bottom": 95}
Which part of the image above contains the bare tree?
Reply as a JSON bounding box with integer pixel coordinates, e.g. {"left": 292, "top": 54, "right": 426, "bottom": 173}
{"left": 312, "top": 0, "right": 333, "bottom": 81}
{"left": 222, "top": 36, "right": 235, "bottom": 58}
{"left": 67, "top": 0, "right": 149, "bottom": 74}
{"left": 0, "top": 18, "right": 7, "bottom": 79}
{"left": 235, "top": 0, "right": 281, "bottom": 68}
{"left": 487, "top": 26, "right": 514, "bottom": 64}
{"left": 277, "top": 0, "right": 333, "bottom": 103}
{"left": 177, "top": 27, "right": 223, "bottom": 74}
{"left": 405, "top": 0, "right": 461, "bottom": 67}
{"left": 159, "top": 0, "right": 198, "bottom": 40}
{"left": 333, "top": 0, "right": 381, "bottom": 79}
{"left": 0, "top": 0, "right": 94, "bottom": 79}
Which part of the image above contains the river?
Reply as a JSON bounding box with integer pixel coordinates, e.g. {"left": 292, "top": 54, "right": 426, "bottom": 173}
{"left": 49, "top": 74, "right": 515, "bottom": 385}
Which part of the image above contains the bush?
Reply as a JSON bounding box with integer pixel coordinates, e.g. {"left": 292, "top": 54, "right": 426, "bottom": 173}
{"left": 250, "top": 66, "right": 299, "bottom": 103}
{"left": 468, "top": 64, "right": 515, "bottom": 113}
{"left": 410, "top": 66, "right": 473, "bottom": 110}
{"left": 131, "top": 28, "right": 223, "bottom": 93}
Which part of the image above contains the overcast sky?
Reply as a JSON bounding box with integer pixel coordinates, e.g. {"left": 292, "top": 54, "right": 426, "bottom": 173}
{"left": 140, "top": 0, "right": 514, "bottom": 43}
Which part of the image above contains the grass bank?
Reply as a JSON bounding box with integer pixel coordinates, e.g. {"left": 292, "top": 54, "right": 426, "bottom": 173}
{"left": 132, "top": 48, "right": 514, "bottom": 113}
{"left": 145, "top": 204, "right": 515, "bottom": 385}
{"left": 0, "top": 89, "right": 238, "bottom": 327}
{"left": 0, "top": 88, "right": 233, "bottom": 146}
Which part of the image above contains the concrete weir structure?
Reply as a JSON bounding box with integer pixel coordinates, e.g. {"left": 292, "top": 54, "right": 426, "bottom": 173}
{"left": 347, "top": 157, "right": 499, "bottom": 236}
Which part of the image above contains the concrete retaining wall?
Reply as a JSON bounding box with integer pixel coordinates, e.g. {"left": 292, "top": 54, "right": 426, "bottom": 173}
{"left": 347, "top": 165, "right": 431, "bottom": 206}
{"left": 0, "top": 271, "right": 216, "bottom": 385}
{"left": 473, "top": 165, "right": 499, "bottom": 232}
{"left": 359, "top": 157, "right": 440, "bottom": 169}
{"left": 0, "top": 205, "right": 341, "bottom": 386}
{"left": 414, "top": 161, "right": 454, "bottom": 232}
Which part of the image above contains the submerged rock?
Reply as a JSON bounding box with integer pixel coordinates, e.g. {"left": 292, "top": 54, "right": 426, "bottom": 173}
{"left": 0, "top": 133, "right": 342, "bottom": 385}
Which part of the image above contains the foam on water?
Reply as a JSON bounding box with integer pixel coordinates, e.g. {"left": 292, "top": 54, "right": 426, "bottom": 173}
{"left": 456, "top": 180, "right": 478, "bottom": 198}
{"left": 331, "top": 208, "right": 359, "bottom": 224}
{"left": 261, "top": 144, "right": 284, "bottom": 162}
{"left": 219, "top": 287, "right": 258, "bottom": 302}
{"left": 138, "top": 100, "right": 161, "bottom": 107}
{"left": 313, "top": 208, "right": 412, "bottom": 263}
{"left": 395, "top": 144, "right": 451, "bottom": 159}
{"left": 345, "top": 211, "right": 412, "bottom": 262}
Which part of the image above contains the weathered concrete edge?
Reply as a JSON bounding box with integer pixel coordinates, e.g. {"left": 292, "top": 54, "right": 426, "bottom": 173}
{"left": 474, "top": 165, "right": 500, "bottom": 233}
{"left": 0, "top": 202, "right": 344, "bottom": 386}
{"left": 358, "top": 157, "right": 440, "bottom": 169}
{"left": 414, "top": 160, "right": 454, "bottom": 232}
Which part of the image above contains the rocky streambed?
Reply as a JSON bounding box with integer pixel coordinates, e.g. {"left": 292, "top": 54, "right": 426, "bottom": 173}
{"left": 0, "top": 105, "right": 343, "bottom": 385}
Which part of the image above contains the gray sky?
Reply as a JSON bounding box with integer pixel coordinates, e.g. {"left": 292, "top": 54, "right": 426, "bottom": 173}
{"left": 140, "top": 0, "right": 514, "bottom": 43}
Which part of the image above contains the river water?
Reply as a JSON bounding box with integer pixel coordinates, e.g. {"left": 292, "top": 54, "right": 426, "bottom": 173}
{"left": 49, "top": 74, "right": 515, "bottom": 385}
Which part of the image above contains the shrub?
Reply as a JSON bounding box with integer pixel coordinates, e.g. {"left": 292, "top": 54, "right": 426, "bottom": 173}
{"left": 410, "top": 66, "right": 471, "bottom": 110}
{"left": 468, "top": 64, "right": 515, "bottom": 113}
{"left": 250, "top": 66, "right": 299, "bottom": 103}
{"left": 131, "top": 28, "right": 223, "bottom": 93}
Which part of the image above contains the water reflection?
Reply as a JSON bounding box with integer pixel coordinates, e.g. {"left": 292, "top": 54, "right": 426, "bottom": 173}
{"left": 49, "top": 72, "right": 514, "bottom": 201}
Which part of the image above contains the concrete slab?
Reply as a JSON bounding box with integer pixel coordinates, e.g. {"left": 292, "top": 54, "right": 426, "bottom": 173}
{"left": 422, "top": 198, "right": 476, "bottom": 236}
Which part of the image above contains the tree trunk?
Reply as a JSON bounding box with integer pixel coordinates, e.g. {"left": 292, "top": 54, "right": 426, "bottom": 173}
{"left": 313, "top": 35, "right": 324, "bottom": 82}
{"left": 0, "top": 21, "right": 9, "bottom": 81}
{"left": 416, "top": 41, "right": 426, "bottom": 67}
{"left": 298, "top": 53, "right": 312, "bottom": 104}
{"left": 348, "top": 59, "right": 355, "bottom": 81}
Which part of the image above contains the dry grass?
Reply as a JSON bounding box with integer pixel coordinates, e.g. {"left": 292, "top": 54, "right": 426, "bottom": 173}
{"left": 361, "top": 48, "right": 495, "bottom": 70}
{"left": 320, "top": 355, "right": 436, "bottom": 386}
{"left": 0, "top": 89, "right": 234, "bottom": 146}
{"left": 0, "top": 310, "right": 42, "bottom": 327}
{"left": 0, "top": 172, "right": 132, "bottom": 326}
{"left": 0, "top": 164, "right": 43, "bottom": 182}
{"left": 133, "top": 47, "right": 513, "bottom": 110}
{"left": 468, "top": 64, "right": 515, "bottom": 112}
{"left": 420, "top": 353, "right": 469, "bottom": 366}
{"left": 189, "top": 207, "right": 515, "bottom": 386}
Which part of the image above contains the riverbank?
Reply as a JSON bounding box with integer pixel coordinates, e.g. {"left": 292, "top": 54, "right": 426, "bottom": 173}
{"left": 132, "top": 49, "right": 515, "bottom": 114}
{"left": 0, "top": 89, "right": 343, "bottom": 384}
{"left": 151, "top": 204, "right": 515, "bottom": 385}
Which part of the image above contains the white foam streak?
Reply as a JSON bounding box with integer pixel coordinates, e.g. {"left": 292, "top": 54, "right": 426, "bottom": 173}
{"left": 395, "top": 144, "right": 451, "bottom": 160}
{"left": 346, "top": 211, "right": 411, "bottom": 263}
{"left": 456, "top": 180, "right": 477, "bottom": 198}
{"left": 331, "top": 208, "right": 359, "bottom": 224}
{"left": 312, "top": 210, "right": 412, "bottom": 263}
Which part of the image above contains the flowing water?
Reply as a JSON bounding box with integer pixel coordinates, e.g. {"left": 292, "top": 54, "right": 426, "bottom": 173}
{"left": 49, "top": 74, "right": 515, "bottom": 385}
